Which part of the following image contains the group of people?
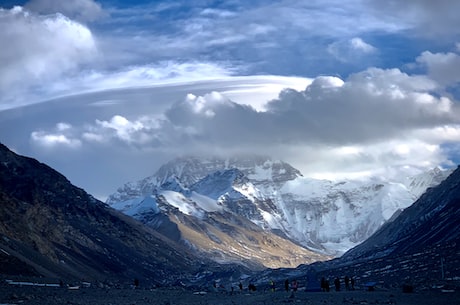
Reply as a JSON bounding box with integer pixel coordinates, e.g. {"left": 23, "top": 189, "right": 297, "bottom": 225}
{"left": 215, "top": 276, "right": 356, "bottom": 294}
{"left": 268, "top": 279, "right": 299, "bottom": 292}
{"left": 321, "top": 276, "right": 355, "bottom": 292}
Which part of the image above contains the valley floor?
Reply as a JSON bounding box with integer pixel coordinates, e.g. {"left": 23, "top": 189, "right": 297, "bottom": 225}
{"left": 1, "top": 284, "right": 459, "bottom": 305}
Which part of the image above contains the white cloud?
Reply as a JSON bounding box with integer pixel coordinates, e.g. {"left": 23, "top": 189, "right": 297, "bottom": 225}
{"left": 0, "top": 6, "right": 97, "bottom": 108}
{"left": 95, "top": 115, "right": 146, "bottom": 143}
{"left": 85, "top": 114, "right": 173, "bottom": 148}
{"left": 25, "top": 0, "right": 104, "bottom": 22}
{"left": 30, "top": 122, "right": 81, "bottom": 148}
{"left": 350, "top": 37, "right": 376, "bottom": 53}
{"left": 328, "top": 37, "right": 377, "bottom": 63}
{"left": 199, "top": 8, "right": 236, "bottom": 18}
{"left": 56, "top": 122, "right": 73, "bottom": 131}
{"left": 46, "top": 61, "right": 238, "bottom": 97}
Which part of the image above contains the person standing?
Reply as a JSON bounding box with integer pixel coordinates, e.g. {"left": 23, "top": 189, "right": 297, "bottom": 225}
{"left": 334, "top": 277, "right": 340, "bottom": 292}
{"left": 345, "top": 276, "right": 350, "bottom": 290}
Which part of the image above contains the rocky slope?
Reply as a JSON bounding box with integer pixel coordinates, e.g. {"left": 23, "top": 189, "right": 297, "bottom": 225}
{"left": 0, "top": 143, "right": 225, "bottom": 285}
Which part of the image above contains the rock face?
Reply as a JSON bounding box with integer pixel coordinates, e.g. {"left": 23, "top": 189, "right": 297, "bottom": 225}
{"left": 107, "top": 155, "right": 451, "bottom": 266}
{"left": 0, "top": 143, "right": 213, "bottom": 284}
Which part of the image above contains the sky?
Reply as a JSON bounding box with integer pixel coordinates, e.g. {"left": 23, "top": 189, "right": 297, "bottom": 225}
{"left": 1, "top": 0, "right": 460, "bottom": 200}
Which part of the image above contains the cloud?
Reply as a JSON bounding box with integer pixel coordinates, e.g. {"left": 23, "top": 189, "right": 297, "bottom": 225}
{"left": 350, "top": 37, "right": 376, "bottom": 53}
{"left": 91, "top": 115, "right": 163, "bottom": 146}
{"left": 416, "top": 50, "right": 460, "bottom": 87}
{"left": 367, "top": 0, "right": 460, "bottom": 39}
{"left": 50, "top": 61, "right": 238, "bottom": 95}
{"left": 39, "top": 67, "right": 459, "bottom": 161}
{"left": 0, "top": 6, "right": 97, "bottom": 108}
{"left": 25, "top": 0, "right": 104, "bottom": 22}
{"left": 4, "top": 0, "right": 454, "bottom": 112}
{"left": 14, "top": 66, "right": 459, "bottom": 198}
{"left": 31, "top": 123, "right": 82, "bottom": 148}
{"left": 328, "top": 37, "right": 377, "bottom": 63}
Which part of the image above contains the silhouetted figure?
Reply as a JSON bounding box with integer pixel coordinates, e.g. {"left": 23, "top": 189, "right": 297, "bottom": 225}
{"left": 321, "top": 278, "right": 331, "bottom": 292}
{"left": 133, "top": 278, "right": 139, "bottom": 289}
{"left": 239, "top": 282, "right": 243, "bottom": 291}
{"left": 248, "top": 283, "right": 257, "bottom": 291}
{"left": 334, "top": 277, "right": 340, "bottom": 291}
{"left": 285, "top": 279, "right": 289, "bottom": 292}
{"left": 345, "top": 275, "right": 350, "bottom": 290}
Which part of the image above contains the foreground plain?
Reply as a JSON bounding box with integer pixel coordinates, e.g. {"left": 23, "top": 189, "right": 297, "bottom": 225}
{"left": 1, "top": 285, "right": 459, "bottom": 305}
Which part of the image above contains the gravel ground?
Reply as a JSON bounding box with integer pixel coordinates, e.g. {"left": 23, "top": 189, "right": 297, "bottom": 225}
{"left": 1, "top": 285, "right": 459, "bottom": 305}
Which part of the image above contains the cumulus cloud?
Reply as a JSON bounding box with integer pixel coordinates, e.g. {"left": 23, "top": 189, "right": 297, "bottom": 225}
{"left": 92, "top": 115, "right": 163, "bottom": 145}
{"left": 31, "top": 123, "right": 82, "bottom": 148}
{"left": 25, "top": 0, "right": 104, "bottom": 22}
{"left": 0, "top": 6, "right": 97, "bottom": 107}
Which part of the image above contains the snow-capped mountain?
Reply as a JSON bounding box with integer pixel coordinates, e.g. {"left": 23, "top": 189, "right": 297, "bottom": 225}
{"left": 107, "top": 156, "right": 302, "bottom": 204}
{"left": 110, "top": 166, "right": 327, "bottom": 268}
{"left": 107, "top": 156, "right": 452, "bottom": 263}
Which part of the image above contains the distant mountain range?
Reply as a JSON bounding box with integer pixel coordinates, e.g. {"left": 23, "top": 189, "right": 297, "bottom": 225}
{"left": 106, "top": 155, "right": 452, "bottom": 268}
